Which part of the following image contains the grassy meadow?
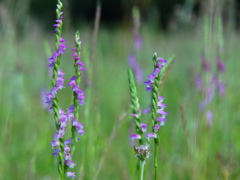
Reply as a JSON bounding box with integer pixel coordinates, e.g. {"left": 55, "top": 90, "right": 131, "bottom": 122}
{"left": 0, "top": 14, "right": 240, "bottom": 180}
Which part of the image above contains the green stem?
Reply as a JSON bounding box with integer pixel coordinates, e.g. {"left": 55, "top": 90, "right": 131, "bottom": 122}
{"left": 71, "top": 32, "right": 81, "bottom": 156}
{"left": 128, "top": 68, "right": 143, "bottom": 145}
{"left": 52, "top": 0, "right": 65, "bottom": 178}
{"left": 64, "top": 33, "right": 83, "bottom": 176}
{"left": 139, "top": 160, "right": 145, "bottom": 180}
{"left": 150, "top": 53, "right": 160, "bottom": 179}
{"left": 154, "top": 137, "right": 159, "bottom": 180}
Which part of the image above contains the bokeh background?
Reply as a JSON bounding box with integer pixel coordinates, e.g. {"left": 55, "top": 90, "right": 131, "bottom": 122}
{"left": 0, "top": 0, "right": 240, "bottom": 179}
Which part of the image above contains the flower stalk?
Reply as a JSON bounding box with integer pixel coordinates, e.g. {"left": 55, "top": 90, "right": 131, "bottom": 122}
{"left": 49, "top": 1, "right": 66, "bottom": 178}
{"left": 128, "top": 68, "right": 143, "bottom": 144}
{"left": 151, "top": 53, "right": 160, "bottom": 180}
{"left": 128, "top": 52, "right": 170, "bottom": 180}
{"left": 128, "top": 68, "right": 145, "bottom": 179}
{"left": 70, "top": 31, "right": 85, "bottom": 155}
{"left": 46, "top": 1, "right": 86, "bottom": 179}
{"left": 144, "top": 53, "right": 168, "bottom": 180}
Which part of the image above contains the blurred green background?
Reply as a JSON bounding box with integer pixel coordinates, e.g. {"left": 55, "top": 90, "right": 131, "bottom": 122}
{"left": 0, "top": 0, "right": 240, "bottom": 179}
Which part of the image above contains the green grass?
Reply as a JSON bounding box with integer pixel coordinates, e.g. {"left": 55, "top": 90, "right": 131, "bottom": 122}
{"left": 0, "top": 25, "right": 240, "bottom": 180}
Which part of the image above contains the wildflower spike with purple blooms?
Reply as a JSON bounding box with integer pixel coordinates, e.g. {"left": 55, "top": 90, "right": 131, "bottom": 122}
{"left": 46, "top": 1, "right": 69, "bottom": 178}
{"left": 145, "top": 53, "right": 169, "bottom": 180}
{"left": 68, "top": 76, "right": 86, "bottom": 105}
{"left": 46, "top": 1, "right": 86, "bottom": 179}
{"left": 144, "top": 54, "right": 168, "bottom": 128}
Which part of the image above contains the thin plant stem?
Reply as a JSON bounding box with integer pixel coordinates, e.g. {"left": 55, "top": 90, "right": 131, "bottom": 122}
{"left": 128, "top": 68, "right": 143, "bottom": 145}
{"left": 139, "top": 160, "right": 145, "bottom": 180}
{"left": 128, "top": 68, "right": 147, "bottom": 180}
{"left": 154, "top": 140, "right": 159, "bottom": 180}
{"left": 70, "top": 31, "right": 81, "bottom": 155}
{"left": 150, "top": 53, "right": 160, "bottom": 180}
{"left": 52, "top": 0, "right": 65, "bottom": 178}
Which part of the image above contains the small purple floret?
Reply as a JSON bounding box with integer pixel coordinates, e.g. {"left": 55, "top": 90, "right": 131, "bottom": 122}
{"left": 145, "top": 133, "right": 157, "bottom": 140}
{"left": 140, "top": 123, "right": 148, "bottom": 132}
{"left": 130, "top": 134, "right": 141, "bottom": 140}
{"left": 67, "top": 172, "right": 76, "bottom": 179}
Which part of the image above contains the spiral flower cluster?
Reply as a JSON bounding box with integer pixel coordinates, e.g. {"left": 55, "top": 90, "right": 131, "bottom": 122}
{"left": 46, "top": 1, "right": 86, "bottom": 179}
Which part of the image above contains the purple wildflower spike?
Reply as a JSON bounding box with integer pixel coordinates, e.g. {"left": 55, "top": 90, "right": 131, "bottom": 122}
{"left": 68, "top": 76, "right": 86, "bottom": 105}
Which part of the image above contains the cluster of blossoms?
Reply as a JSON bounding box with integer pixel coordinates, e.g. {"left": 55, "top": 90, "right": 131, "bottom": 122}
{"left": 53, "top": 9, "right": 63, "bottom": 33}
{"left": 144, "top": 58, "right": 167, "bottom": 91}
{"left": 50, "top": 107, "right": 85, "bottom": 169}
{"left": 45, "top": 69, "right": 66, "bottom": 109}
{"left": 68, "top": 76, "right": 85, "bottom": 105}
{"left": 72, "top": 48, "right": 86, "bottom": 72}
{"left": 49, "top": 6, "right": 66, "bottom": 68}
{"left": 67, "top": 44, "right": 86, "bottom": 106}
{"left": 45, "top": 8, "right": 67, "bottom": 109}
{"left": 130, "top": 57, "right": 168, "bottom": 143}
{"left": 45, "top": 3, "right": 86, "bottom": 178}
{"left": 48, "top": 38, "right": 67, "bottom": 68}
